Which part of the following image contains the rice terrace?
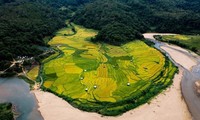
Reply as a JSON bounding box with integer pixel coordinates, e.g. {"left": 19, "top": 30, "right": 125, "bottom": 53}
{"left": 40, "top": 22, "right": 178, "bottom": 116}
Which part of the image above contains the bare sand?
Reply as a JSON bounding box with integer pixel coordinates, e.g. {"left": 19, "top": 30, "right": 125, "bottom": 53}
{"left": 143, "top": 33, "right": 198, "bottom": 70}
{"left": 33, "top": 69, "right": 191, "bottom": 120}
{"left": 161, "top": 45, "right": 197, "bottom": 70}
{"left": 33, "top": 33, "right": 194, "bottom": 120}
{"left": 143, "top": 33, "right": 177, "bottom": 40}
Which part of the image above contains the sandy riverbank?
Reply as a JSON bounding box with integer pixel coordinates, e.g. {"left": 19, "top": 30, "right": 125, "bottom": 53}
{"left": 33, "top": 33, "right": 195, "bottom": 120}
{"left": 144, "top": 33, "right": 198, "bottom": 70}
{"left": 161, "top": 45, "right": 197, "bottom": 70}
{"left": 33, "top": 70, "right": 191, "bottom": 120}
{"left": 143, "top": 33, "right": 177, "bottom": 40}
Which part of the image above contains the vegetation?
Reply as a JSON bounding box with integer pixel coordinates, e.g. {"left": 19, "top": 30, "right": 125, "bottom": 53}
{"left": 1, "top": 0, "right": 200, "bottom": 74}
{"left": 0, "top": 103, "right": 13, "bottom": 120}
{"left": 72, "top": 0, "right": 146, "bottom": 45}
{"left": 41, "top": 23, "right": 178, "bottom": 116}
{"left": 0, "top": 0, "right": 15, "bottom": 5}
{"left": 27, "top": 66, "right": 40, "bottom": 81}
{"left": 0, "top": 0, "right": 74, "bottom": 71}
{"left": 1, "top": 0, "right": 197, "bottom": 117}
{"left": 154, "top": 35, "right": 200, "bottom": 55}
{"left": 72, "top": 0, "right": 200, "bottom": 44}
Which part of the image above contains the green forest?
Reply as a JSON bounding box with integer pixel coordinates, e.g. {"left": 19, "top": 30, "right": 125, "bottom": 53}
{"left": 0, "top": 103, "right": 13, "bottom": 120}
{"left": 0, "top": 0, "right": 200, "bottom": 74}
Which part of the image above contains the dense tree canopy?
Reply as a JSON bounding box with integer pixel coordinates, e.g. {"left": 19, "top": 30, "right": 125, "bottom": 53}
{"left": 0, "top": 0, "right": 15, "bottom": 5}
{"left": 0, "top": 0, "right": 200, "bottom": 73}
{"left": 0, "top": 0, "right": 71, "bottom": 70}
{"left": 73, "top": 0, "right": 200, "bottom": 44}
{"left": 0, "top": 103, "right": 13, "bottom": 120}
{"left": 72, "top": 0, "right": 148, "bottom": 45}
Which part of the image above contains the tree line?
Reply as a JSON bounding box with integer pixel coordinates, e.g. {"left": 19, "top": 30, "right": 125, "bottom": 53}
{"left": 72, "top": 0, "right": 200, "bottom": 44}
{"left": 1, "top": 0, "right": 200, "bottom": 74}
{"left": 0, "top": 0, "right": 74, "bottom": 71}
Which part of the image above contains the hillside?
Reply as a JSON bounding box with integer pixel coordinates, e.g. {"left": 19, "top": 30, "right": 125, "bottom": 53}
{"left": 0, "top": 0, "right": 71, "bottom": 72}
{"left": 73, "top": 0, "right": 200, "bottom": 44}
{"left": 0, "top": 0, "right": 200, "bottom": 75}
{"left": 72, "top": 0, "right": 147, "bottom": 45}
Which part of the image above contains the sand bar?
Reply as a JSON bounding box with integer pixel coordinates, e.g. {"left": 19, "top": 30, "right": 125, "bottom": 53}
{"left": 33, "top": 33, "right": 195, "bottom": 120}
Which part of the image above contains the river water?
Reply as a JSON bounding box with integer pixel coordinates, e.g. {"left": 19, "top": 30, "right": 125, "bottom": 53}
{"left": 144, "top": 33, "right": 200, "bottom": 120}
{"left": 0, "top": 34, "right": 199, "bottom": 120}
{"left": 182, "top": 63, "right": 200, "bottom": 120}
{"left": 0, "top": 77, "right": 43, "bottom": 120}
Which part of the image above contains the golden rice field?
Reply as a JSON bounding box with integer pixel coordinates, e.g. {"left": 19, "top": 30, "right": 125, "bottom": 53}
{"left": 27, "top": 66, "right": 39, "bottom": 81}
{"left": 41, "top": 23, "right": 177, "bottom": 115}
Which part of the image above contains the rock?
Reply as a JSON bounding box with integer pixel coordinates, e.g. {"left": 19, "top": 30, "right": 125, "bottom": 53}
{"left": 194, "top": 81, "right": 200, "bottom": 95}
{"left": 195, "top": 81, "right": 200, "bottom": 88}
{"left": 85, "top": 88, "right": 88, "bottom": 92}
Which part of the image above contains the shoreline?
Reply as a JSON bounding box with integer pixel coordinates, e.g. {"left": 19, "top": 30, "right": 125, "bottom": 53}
{"left": 33, "top": 32, "right": 195, "bottom": 119}
{"left": 160, "top": 45, "right": 197, "bottom": 70}
{"left": 33, "top": 68, "right": 191, "bottom": 120}
{"left": 144, "top": 33, "right": 200, "bottom": 120}
{"left": 32, "top": 33, "right": 197, "bottom": 120}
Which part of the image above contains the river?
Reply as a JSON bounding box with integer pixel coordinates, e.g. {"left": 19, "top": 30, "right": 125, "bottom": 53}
{"left": 143, "top": 33, "right": 200, "bottom": 120}
{"left": 0, "top": 33, "right": 199, "bottom": 120}
{"left": 0, "top": 77, "right": 43, "bottom": 120}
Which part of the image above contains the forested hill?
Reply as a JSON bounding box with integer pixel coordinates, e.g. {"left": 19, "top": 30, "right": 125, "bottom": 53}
{"left": 72, "top": 0, "right": 147, "bottom": 45}
{"left": 72, "top": 0, "right": 200, "bottom": 44}
{"left": 0, "top": 0, "right": 200, "bottom": 75}
{"left": 0, "top": 0, "right": 15, "bottom": 5}
{"left": 0, "top": 0, "right": 81, "bottom": 71}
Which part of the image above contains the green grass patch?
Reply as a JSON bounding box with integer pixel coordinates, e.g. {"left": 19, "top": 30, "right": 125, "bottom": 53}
{"left": 155, "top": 34, "right": 200, "bottom": 55}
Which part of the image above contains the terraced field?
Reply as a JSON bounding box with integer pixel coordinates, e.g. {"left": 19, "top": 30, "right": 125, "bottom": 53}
{"left": 41, "top": 23, "right": 177, "bottom": 115}
{"left": 27, "top": 66, "right": 39, "bottom": 81}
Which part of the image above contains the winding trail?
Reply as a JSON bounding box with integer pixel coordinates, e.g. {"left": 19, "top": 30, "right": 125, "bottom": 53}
{"left": 143, "top": 33, "right": 200, "bottom": 120}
